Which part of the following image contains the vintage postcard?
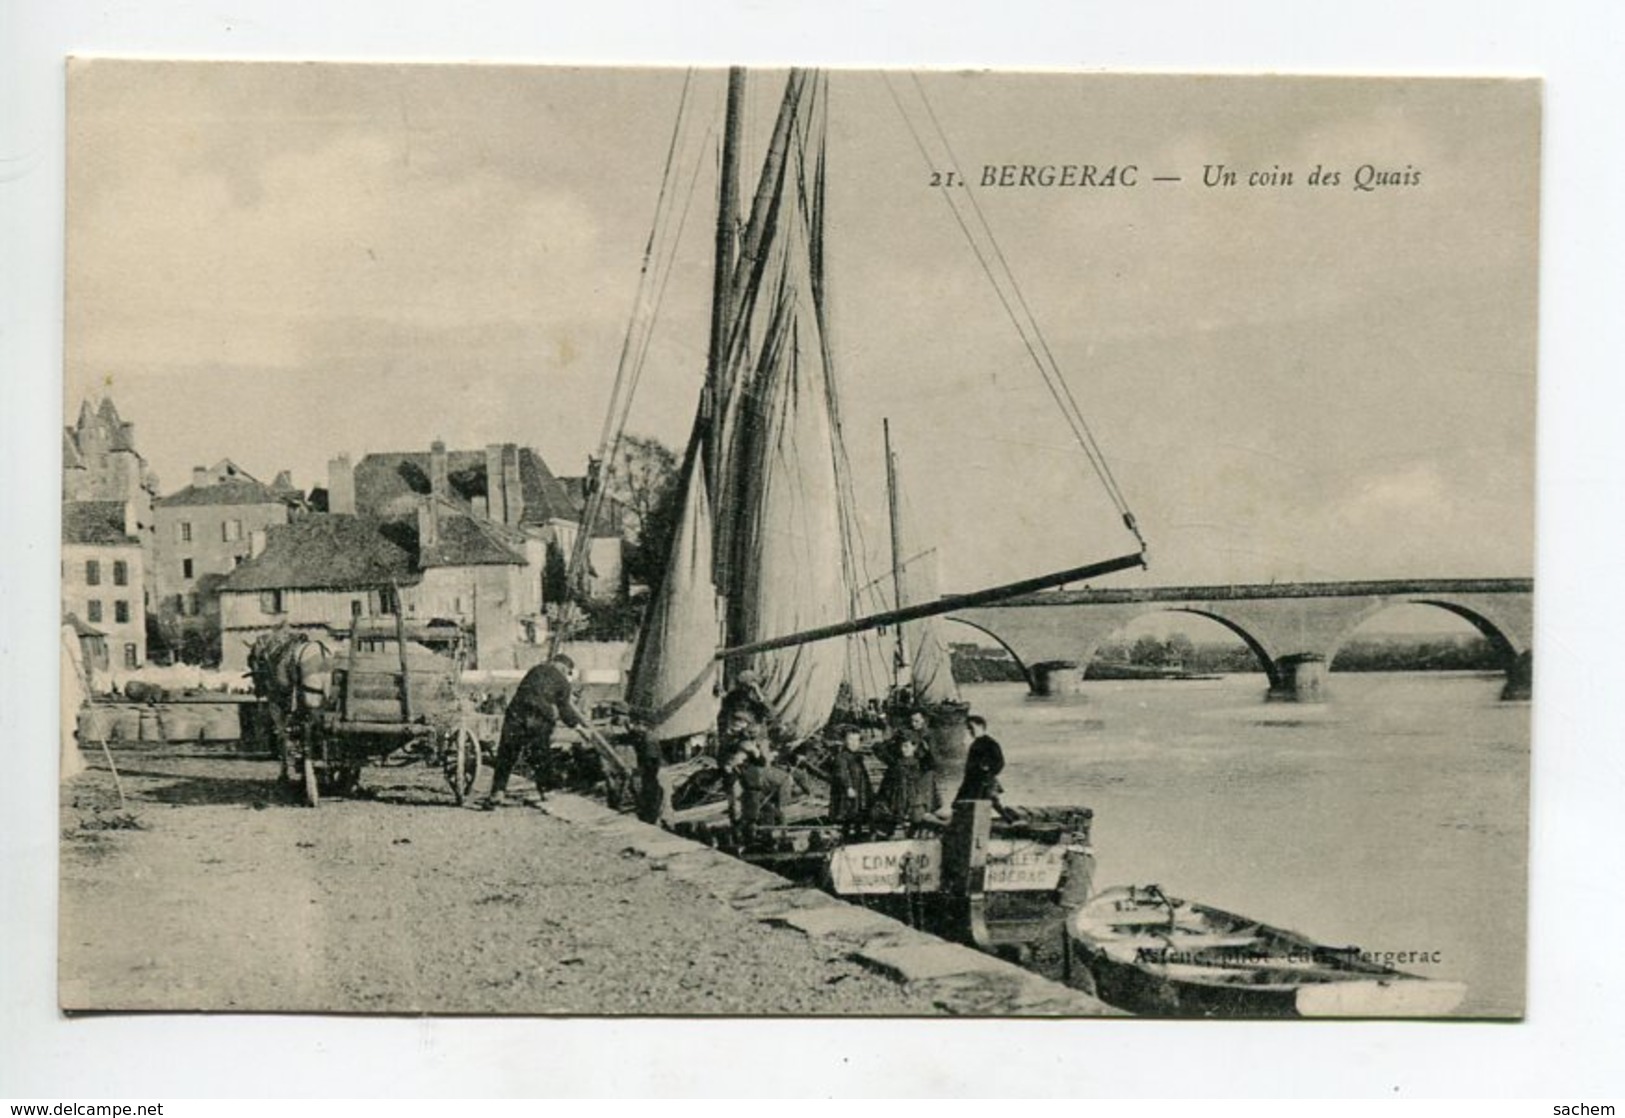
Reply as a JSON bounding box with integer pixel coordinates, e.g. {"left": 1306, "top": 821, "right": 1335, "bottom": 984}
{"left": 59, "top": 61, "right": 1537, "bottom": 1018}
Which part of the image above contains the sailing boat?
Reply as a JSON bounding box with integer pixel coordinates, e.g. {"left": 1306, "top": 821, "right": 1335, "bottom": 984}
{"left": 587, "top": 69, "right": 1144, "bottom": 951}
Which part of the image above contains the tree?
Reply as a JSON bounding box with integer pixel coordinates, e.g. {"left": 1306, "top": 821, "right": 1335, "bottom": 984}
{"left": 607, "top": 434, "right": 682, "bottom": 592}
{"left": 608, "top": 434, "right": 679, "bottom": 546}
{"left": 1130, "top": 634, "right": 1167, "bottom": 667}
{"left": 543, "top": 542, "right": 570, "bottom": 605}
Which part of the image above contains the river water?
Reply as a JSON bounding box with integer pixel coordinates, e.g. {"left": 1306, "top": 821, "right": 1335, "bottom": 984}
{"left": 964, "top": 671, "right": 1529, "bottom": 1017}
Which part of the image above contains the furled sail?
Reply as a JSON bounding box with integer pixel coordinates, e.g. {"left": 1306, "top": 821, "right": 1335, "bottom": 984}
{"left": 624, "top": 443, "right": 720, "bottom": 742}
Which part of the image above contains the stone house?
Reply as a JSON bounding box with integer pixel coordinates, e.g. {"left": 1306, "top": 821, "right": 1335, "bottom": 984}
{"left": 338, "top": 440, "right": 625, "bottom": 603}
{"left": 215, "top": 500, "right": 545, "bottom": 673}
{"left": 151, "top": 460, "right": 304, "bottom": 661}
{"left": 62, "top": 397, "right": 160, "bottom": 606}
{"left": 61, "top": 500, "right": 146, "bottom": 674}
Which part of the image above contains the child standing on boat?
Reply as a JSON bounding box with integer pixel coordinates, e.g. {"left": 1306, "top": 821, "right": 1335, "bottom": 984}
{"left": 876, "top": 717, "right": 939, "bottom": 835}
{"left": 828, "top": 725, "right": 874, "bottom": 838}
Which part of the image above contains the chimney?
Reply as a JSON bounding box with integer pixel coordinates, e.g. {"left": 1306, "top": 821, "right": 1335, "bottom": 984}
{"left": 123, "top": 502, "right": 138, "bottom": 538}
{"left": 485, "top": 444, "right": 505, "bottom": 524}
{"left": 502, "top": 444, "right": 524, "bottom": 526}
{"left": 328, "top": 454, "right": 356, "bottom": 515}
{"left": 417, "top": 499, "right": 438, "bottom": 549}
{"left": 192, "top": 466, "right": 209, "bottom": 488}
{"left": 429, "top": 439, "right": 449, "bottom": 498}
{"left": 249, "top": 528, "right": 269, "bottom": 559}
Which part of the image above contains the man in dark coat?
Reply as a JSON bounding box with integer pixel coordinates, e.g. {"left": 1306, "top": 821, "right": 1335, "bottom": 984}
{"left": 953, "top": 714, "right": 1006, "bottom": 805}
{"left": 484, "top": 653, "right": 587, "bottom": 809}
{"left": 718, "top": 668, "right": 772, "bottom": 735}
{"left": 721, "top": 743, "right": 793, "bottom": 838}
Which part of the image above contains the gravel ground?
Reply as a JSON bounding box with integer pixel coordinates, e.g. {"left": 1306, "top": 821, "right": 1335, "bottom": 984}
{"left": 59, "top": 752, "right": 945, "bottom": 1015}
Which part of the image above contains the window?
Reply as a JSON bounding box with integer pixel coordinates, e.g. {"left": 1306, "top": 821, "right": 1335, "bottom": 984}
{"left": 233, "top": 555, "right": 244, "bottom": 567}
{"left": 185, "top": 592, "right": 200, "bottom": 616}
{"left": 223, "top": 519, "right": 243, "bottom": 542}
{"left": 113, "top": 560, "right": 128, "bottom": 586}
{"left": 87, "top": 600, "right": 102, "bottom": 623}
{"left": 85, "top": 560, "right": 101, "bottom": 586}
{"left": 259, "top": 590, "right": 284, "bottom": 615}
{"left": 182, "top": 558, "right": 194, "bottom": 580}
{"left": 350, "top": 599, "right": 364, "bottom": 618}
{"left": 123, "top": 643, "right": 138, "bottom": 668}
{"left": 114, "top": 600, "right": 130, "bottom": 624}
{"left": 177, "top": 522, "right": 193, "bottom": 543}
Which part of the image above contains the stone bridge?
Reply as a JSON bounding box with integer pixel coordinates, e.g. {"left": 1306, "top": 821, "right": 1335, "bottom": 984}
{"left": 948, "top": 578, "right": 1533, "bottom": 701}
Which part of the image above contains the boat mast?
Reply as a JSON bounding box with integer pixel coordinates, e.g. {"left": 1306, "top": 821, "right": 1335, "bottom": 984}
{"left": 884, "top": 417, "right": 911, "bottom": 692}
{"left": 719, "top": 70, "right": 811, "bottom": 675}
{"left": 704, "top": 67, "right": 745, "bottom": 516}
{"left": 706, "top": 68, "right": 746, "bottom": 689}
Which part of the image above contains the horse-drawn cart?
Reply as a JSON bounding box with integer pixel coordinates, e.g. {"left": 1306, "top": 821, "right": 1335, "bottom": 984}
{"left": 250, "top": 618, "right": 487, "bottom": 807}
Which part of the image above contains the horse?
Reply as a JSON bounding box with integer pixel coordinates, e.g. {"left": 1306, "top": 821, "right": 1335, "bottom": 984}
{"left": 247, "top": 628, "right": 334, "bottom": 781}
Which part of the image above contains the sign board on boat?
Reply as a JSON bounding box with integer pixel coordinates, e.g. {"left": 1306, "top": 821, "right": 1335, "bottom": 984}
{"left": 829, "top": 838, "right": 1068, "bottom": 894}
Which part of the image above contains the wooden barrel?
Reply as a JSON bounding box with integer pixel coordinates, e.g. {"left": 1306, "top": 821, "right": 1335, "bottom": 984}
{"left": 198, "top": 704, "right": 243, "bottom": 741}
{"left": 159, "top": 708, "right": 204, "bottom": 743}
{"left": 76, "top": 706, "right": 106, "bottom": 743}
{"left": 102, "top": 706, "right": 141, "bottom": 741}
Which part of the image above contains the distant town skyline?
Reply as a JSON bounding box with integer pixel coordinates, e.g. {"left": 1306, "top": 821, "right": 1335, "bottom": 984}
{"left": 66, "top": 63, "right": 1539, "bottom": 594}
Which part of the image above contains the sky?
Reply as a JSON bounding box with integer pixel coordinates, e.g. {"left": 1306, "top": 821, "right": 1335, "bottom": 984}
{"left": 64, "top": 62, "right": 1540, "bottom": 594}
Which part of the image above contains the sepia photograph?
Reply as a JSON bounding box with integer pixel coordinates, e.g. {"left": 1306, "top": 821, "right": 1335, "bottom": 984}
{"left": 55, "top": 60, "right": 1538, "bottom": 1021}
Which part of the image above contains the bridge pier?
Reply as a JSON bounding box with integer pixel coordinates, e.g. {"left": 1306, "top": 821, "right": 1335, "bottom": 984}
{"left": 1267, "top": 653, "right": 1327, "bottom": 703}
{"left": 1501, "top": 650, "right": 1532, "bottom": 701}
{"left": 1029, "top": 660, "right": 1085, "bottom": 697}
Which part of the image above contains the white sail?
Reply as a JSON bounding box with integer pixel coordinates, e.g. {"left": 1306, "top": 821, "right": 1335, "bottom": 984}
{"left": 624, "top": 444, "right": 720, "bottom": 741}
{"left": 722, "top": 76, "right": 848, "bottom": 738}
{"left": 898, "top": 536, "right": 961, "bottom": 705}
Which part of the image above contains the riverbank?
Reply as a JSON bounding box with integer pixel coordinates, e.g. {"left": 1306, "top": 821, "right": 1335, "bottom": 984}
{"left": 60, "top": 752, "right": 1114, "bottom": 1016}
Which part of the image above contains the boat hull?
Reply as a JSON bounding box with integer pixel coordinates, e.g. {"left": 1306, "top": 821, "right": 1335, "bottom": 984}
{"left": 1067, "top": 885, "right": 1467, "bottom": 1018}
{"left": 672, "top": 798, "right": 1095, "bottom": 954}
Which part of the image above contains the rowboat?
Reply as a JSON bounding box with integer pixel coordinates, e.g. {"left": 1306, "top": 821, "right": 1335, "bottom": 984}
{"left": 1065, "top": 884, "right": 1468, "bottom": 1017}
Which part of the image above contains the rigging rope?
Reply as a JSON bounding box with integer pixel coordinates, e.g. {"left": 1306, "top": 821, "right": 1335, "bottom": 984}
{"left": 880, "top": 73, "right": 1145, "bottom": 548}
{"left": 565, "top": 70, "right": 712, "bottom": 602}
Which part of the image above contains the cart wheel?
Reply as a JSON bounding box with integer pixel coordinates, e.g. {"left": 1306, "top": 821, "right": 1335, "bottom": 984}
{"left": 445, "top": 726, "right": 482, "bottom": 805}
{"left": 302, "top": 756, "right": 320, "bottom": 808}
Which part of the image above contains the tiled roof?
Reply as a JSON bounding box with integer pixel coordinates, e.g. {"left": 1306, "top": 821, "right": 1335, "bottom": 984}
{"left": 353, "top": 450, "right": 488, "bottom": 519}
{"left": 157, "top": 479, "right": 285, "bottom": 508}
{"left": 62, "top": 431, "right": 86, "bottom": 470}
{"left": 62, "top": 501, "right": 138, "bottom": 546}
{"left": 95, "top": 398, "right": 138, "bottom": 452}
{"left": 513, "top": 448, "right": 578, "bottom": 525}
{"left": 218, "top": 515, "right": 419, "bottom": 592}
{"left": 418, "top": 504, "right": 528, "bottom": 568}
{"left": 353, "top": 446, "right": 580, "bottom": 526}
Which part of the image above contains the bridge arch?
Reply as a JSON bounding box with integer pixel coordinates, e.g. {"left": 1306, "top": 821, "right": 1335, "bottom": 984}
{"left": 1092, "top": 607, "right": 1282, "bottom": 689}
{"left": 945, "top": 617, "right": 1033, "bottom": 685}
{"left": 1326, "top": 597, "right": 1521, "bottom": 668}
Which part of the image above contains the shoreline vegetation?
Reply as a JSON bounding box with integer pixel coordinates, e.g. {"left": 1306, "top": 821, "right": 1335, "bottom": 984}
{"left": 949, "top": 634, "right": 1506, "bottom": 683}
